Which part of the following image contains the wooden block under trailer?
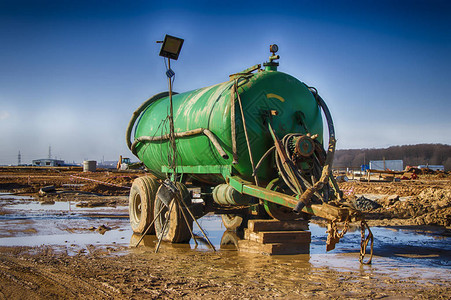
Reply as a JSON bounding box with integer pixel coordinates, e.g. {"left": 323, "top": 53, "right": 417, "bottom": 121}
{"left": 244, "top": 230, "right": 311, "bottom": 244}
{"left": 247, "top": 219, "right": 309, "bottom": 232}
{"left": 237, "top": 240, "right": 310, "bottom": 255}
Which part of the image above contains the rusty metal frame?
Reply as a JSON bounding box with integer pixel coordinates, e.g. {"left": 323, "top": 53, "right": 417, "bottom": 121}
{"left": 227, "top": 176, "right": 360, "bottom": 222}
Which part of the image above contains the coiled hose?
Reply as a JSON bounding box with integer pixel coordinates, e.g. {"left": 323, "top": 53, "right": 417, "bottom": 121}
{"left": 274, "top": 134, "right": 325, "bottom": 201}
{"left": 273, "top": 87, "right": 337, "bottom": 212}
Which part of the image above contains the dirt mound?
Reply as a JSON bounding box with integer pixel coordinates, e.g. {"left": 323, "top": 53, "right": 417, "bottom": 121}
{"left": 339, "top": 181, "right": 427, "bottom": 197}
{"left": 417, "top": 188, "right": 451, "bottom": 208}
{"left": 408, "top": 188, "right": 451, "bottom": 226}
{"left": 365, "top": 187, "right": 451, "bottom": 226}
{"left": 339, "top": 175, "right": 451, "bottom": 227}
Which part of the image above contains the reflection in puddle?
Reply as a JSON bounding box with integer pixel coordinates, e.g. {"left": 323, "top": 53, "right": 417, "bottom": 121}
{"left": 0, "top": 198, "right": 449, "bottom": 281}
{"left": 1, "top": 229, "right": 130, "bottom": 248}
{"left": 129, "top": 215, "right": 450, "bottom": 279}
{"left": 220, "top": 230, "right": 243, "bottom": 250}
{"left": 2, "top": 200, "right": 128, "bottom": 212}
{"left": 0, "top": 196, "right": 131, "bottom": 254}
{"left": 0, "top": 192, "right": 34, "bottom": 200}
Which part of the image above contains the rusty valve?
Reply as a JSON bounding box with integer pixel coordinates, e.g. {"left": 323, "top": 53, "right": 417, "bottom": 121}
{"left": 294, "top": 135, "right": 315, "bottom": 157}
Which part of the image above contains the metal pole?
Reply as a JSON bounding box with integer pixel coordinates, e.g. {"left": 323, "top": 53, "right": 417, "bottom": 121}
{"left": 168, "top": 58, "right": 177, "bottom": 180}
{"left": 134, "top": 204, "right": 166, "bottom": 247}
{"left": 155, "top": 200, "right": 175, "bottom": 253}
{"left": 174, "top": 194, "right": 198, "bottom": 247}
{"left": 177, "top": 194, "right": 216, "bottom": 251}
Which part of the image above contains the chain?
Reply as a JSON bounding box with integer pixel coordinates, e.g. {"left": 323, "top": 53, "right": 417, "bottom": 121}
{"left": 326, "top": 219, "right": 350, "bottom": 251}
{"left": 359, "top": 220, "right": 374, "bottom": 264}
{"left": 328, "top": 219, "right": 349, "bottom": 238}
{"left": 336, "top": 219, "right": 349, "bottom": 238}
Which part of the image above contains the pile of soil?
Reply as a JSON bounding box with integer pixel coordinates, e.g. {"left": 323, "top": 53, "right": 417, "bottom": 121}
{"left": 340, "top": 174, "right": 451, "bottom": 227}
{"left": 340, "top": 179, "right": 444, "bottom": 197}
{"left": 368, "top": 188, "right": 451, "bottom": 227}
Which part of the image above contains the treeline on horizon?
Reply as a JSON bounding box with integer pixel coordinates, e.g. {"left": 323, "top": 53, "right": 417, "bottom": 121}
{"left": 334, "top": 144, "right": 451, "bottom": 171}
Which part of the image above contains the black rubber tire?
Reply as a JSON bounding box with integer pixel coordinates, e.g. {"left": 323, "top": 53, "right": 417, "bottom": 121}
{"left": 129, "top": 176, "right": 158, "bottom": 234}
{"left": 221, "top": 214, "right": 246, "bottom": 231}
{"left": 264, "top": 178, "right": 299, "bottom": 221}
{"left": 264, "top": 201, "right": 299, "bottom": 221}
{"left": 154, "top": 182, "right": 193, "bottom": 243}
{"left": 140, "top": 176, "right": 159, "bottom": 234}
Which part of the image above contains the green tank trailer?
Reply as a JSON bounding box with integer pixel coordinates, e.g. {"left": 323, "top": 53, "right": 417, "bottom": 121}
{"left": 126, "top": 45, "right": 372, "bottom": 261}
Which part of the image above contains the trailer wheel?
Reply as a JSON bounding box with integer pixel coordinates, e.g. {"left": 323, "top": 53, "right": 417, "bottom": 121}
{"left": 264, "top": 178, "right": 300, "bottom": 221}
{"left": 129, "top": 176, "right": 158, "bottom": 234}
{"left": 221, "top": 214, "right": 246, "bottom": 231}
{"left": 154, "top": 182, "right": 193, "bottom": 243}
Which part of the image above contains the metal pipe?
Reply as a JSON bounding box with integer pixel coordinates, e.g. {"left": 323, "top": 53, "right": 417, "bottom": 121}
{"left": 134, "top": 204, "right": 165, "bottom": 247}
{"left": 126, "top": 92, "right": 173, "bottom": 151}
{"left": 131, "top": 128, "right": 229, "bottom": 160}
{"left": 167, "top": 58, "right": 177, "bottom": 173}
{"left": 175, "top": 193, "right": 198, "bottom": 247}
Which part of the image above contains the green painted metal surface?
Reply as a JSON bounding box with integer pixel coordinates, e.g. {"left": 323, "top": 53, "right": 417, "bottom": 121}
{"left": 227, "top": 176, "right": 353, "bottom": 222}
{"left": 161, "top": 165, "right": 231, "bottom": 179}
{"left": 133, "top": 69, "right": 323, "bottom": 183}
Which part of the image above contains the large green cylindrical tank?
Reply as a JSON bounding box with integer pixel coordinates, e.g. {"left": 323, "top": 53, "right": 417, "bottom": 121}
{"left": 131, "top": 69, "right": 323, "bottom": 183}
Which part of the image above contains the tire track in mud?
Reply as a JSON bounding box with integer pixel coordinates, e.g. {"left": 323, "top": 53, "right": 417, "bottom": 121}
{"left": 33, "top": 263, "right": 120, "bottom": 299}
{"left": 1, "top": 248, "right": 450, "bottom": 299}
{"left": 0, "top": 254, "right": 120, "bottom": 299}
{"left": 0, "top": 257, "right": 48, "bottom": 299}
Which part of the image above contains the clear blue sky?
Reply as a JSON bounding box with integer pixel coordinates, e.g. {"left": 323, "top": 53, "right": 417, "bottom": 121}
{"left": 1, "top": 0, "right": 450, "bottom": 165}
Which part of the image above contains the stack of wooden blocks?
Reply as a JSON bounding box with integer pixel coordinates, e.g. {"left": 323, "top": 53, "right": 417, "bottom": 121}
{"left": 237, "top": 219, "right": 311, "bottom": 255}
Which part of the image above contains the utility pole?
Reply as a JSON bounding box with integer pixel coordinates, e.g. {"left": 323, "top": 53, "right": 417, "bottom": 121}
{"left": 48, "top": 146, "right": 52, "bottom": 159}
{"left": 157, "top": 35, "right": 184, "bottom": 180}
{"left": 18, "top": 151, "right": 21, "bottom": 166}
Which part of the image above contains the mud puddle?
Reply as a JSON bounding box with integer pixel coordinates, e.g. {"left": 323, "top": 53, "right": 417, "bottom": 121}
{"left": 134, "top": 215, "right": 450, "bottom": 281}
{"left": 0, "top": 196, "right": 450, "bottom": 282}
{"left": 0, "top": 192, "right": 34, "bottom": 200}
{"left": 0, "top": 194, "right": 131, "bottom": 254}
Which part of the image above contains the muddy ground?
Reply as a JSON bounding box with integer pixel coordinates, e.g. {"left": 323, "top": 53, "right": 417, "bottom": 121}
{"left": 340, "top": 174, "right": 451, "bottom": 228}
{"left": 0, "top": 245, "right": 449, "bottom": 300}
{"left": 0, "top": 167, "right": 450, "bottom": 299}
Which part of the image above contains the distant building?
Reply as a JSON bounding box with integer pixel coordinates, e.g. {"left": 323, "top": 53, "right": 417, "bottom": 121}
{"left": 369, "top": 160, "right": 403, "bottom": 171}
{"left": 32, "top": 158, "right": 65, "bottom": 167}
{"left": 418, "top": 165, "right": 444, "bottom": 171}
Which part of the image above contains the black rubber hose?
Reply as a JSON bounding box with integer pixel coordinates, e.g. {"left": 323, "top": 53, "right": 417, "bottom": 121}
{"left": 131, "top": 128, "right": 229, "bottom": 160}
{"left": 275, "top": 86, "right": 337, "bottom": 211}
{"left": 126, "top": 92, "right": 175, "bottom": 151}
